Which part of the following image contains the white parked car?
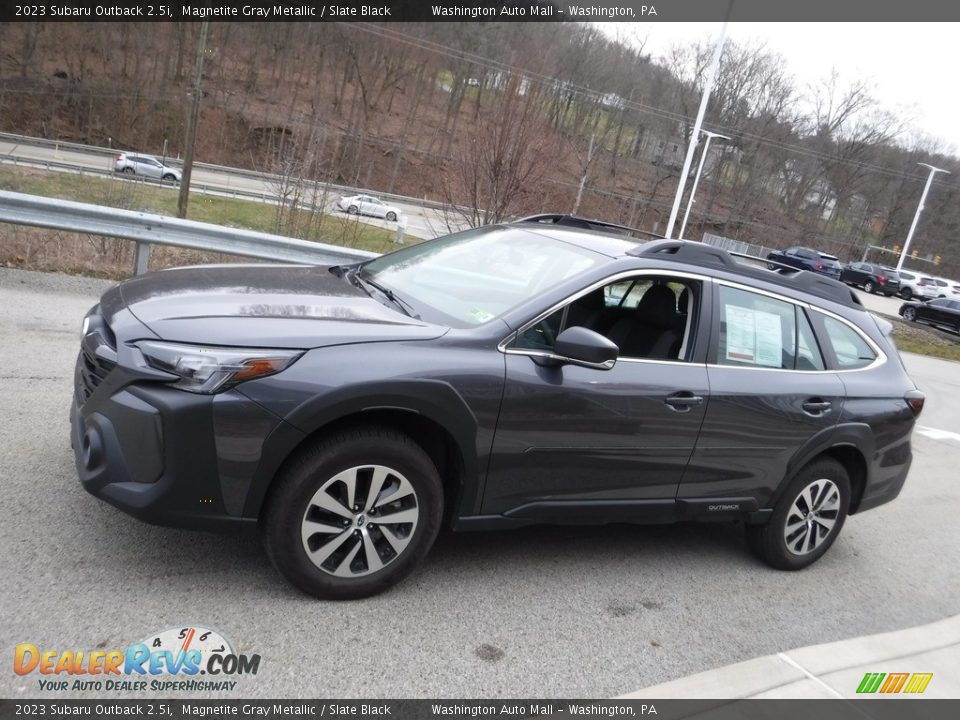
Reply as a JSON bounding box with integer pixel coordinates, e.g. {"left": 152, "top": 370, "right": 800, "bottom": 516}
{"left": 336, "top": 194, "right": 401, "bottom": 222}
{"left": 114, "top": 153, "right": 181, "bottom": 183}
{"left": 929, "top": 277, "right": 953, "bottom": 298}
{"left": 897, "top": 270, "right": 939, "bottom": 301}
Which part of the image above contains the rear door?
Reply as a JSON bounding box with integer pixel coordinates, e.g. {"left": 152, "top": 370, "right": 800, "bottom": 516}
{"left": 681, "top": 282, "right": 844, "bottom": 508}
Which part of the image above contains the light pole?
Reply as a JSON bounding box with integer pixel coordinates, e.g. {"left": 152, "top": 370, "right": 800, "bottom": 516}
{"left": 678, "top": 130, "right": 730, "bottom": 239}
{"left": 665, "top": 0, "right": 733, "bottom": 239}
{"left": 896, "top": 163, "right": 950, "bottom": 272}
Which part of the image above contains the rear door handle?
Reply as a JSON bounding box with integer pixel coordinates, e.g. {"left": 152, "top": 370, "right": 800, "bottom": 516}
{"left": 665, "top": 392, "right": 704, "bottom": 412}
{"left": 802, "top": 399, "right": 832, "bottom": 415}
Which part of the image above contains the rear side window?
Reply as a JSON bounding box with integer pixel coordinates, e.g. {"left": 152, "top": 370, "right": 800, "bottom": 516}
{"left": 821, "top": 316, "right": 876, "bottom": 370}
{"left": 716, "top": 286, "right": 826, "bottom": 371}
{"left": 717, "top": 286, "right": 795, "bottom": 369}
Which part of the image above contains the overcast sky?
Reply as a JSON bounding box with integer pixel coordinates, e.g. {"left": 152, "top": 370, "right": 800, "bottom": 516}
{"left": 599, "top": 22, "right": 960, "bottom": 155}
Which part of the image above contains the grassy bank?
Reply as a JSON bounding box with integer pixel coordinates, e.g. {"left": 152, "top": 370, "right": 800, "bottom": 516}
{"left": 890, "top": 317, "right": 960, "bottom": 362}
{"left": 0, "top": 165, "right": 421, "bottom": 262}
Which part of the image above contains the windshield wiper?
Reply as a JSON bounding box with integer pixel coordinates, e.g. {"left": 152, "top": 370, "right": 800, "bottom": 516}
{"left": 352, "top": 270, "right": 420, "bottom": 319}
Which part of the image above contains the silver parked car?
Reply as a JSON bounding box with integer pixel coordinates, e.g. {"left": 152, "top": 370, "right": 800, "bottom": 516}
{"left": 337, "top": 194, "right": 401, "bottom": 222}
{"left": 115, "top": 153, "right": 181, "bottom": 183}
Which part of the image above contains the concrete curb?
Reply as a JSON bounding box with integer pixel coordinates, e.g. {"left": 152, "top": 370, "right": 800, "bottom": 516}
{"left": 620, "top": 614, "right": 960, "bottom": 699}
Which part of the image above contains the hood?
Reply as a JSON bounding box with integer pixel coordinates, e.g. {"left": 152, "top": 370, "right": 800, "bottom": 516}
{"left": 116, "top": 264, "right": 447, "bottom": 349}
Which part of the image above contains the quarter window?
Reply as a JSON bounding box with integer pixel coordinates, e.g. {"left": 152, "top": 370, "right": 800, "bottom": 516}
{"left": 821, "top": 316, "right": 876, "bottom": 369}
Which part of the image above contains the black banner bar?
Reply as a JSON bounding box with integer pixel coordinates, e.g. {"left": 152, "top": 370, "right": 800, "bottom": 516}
{"left": 2, "top": 700, "right": 960, "bottom": 720}
{"left": 4, "top": 0, "right": 960, "bottom": 23}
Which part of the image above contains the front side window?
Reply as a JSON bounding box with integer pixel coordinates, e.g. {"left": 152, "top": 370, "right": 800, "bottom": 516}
{"left": 513, "top": 275, "right": 699, "bottom": 362}
{"left": 821, "top": 316, "right": 877, "bottom": 370}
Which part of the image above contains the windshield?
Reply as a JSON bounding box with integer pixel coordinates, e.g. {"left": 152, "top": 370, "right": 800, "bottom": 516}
{"left": 360, "top": 226, "right": 605, "bottom": 327}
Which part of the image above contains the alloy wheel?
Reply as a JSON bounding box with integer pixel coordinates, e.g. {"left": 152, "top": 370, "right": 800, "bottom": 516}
{"left": 301, "top": 465, "right": 419, "bottom": 577}
{"left": 904, "top": 307, "right": 916, "bottom": 322}
{"left": 783, "top": 478, "right": 841, "bottom": 556}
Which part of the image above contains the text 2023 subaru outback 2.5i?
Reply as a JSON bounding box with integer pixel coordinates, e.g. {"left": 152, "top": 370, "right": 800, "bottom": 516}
{"left": 72, "top": 215, "right": 924, "bottom": 599}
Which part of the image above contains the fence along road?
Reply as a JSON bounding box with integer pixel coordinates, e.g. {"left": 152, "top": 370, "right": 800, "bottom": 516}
{"left": 0, "top": 189, "right": 377, "bottom": 274}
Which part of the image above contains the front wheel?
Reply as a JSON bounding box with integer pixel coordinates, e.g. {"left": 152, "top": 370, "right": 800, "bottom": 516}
{"left": 262, "top": 427, "right": 443, "bottom": 600}
{"left": 162, "top": 173, "right": 177, "bottom": 183}
{"left": 122, "top": 167, "right": 135, "bottom": 175}
{"left": 386, "top": 211, "right": 397, "bottom": 222}
{"left": 863, "top": 280, "right": 875, "bottom": 294}
{"left": 347, "top": 205, "right": 359, "bottom": 215}
{"left": 746, "top": 458, "right": 850, "bottom": 570}
{"left": 900, "top": 288, "right": 912, "bottom": 300}
{"left": 903, "top": 306, "right": 917, "bottom": 322}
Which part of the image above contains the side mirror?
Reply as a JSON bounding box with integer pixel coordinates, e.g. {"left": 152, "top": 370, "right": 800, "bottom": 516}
{"left": 552, "top": 326, "right": 618, "bottom": 368}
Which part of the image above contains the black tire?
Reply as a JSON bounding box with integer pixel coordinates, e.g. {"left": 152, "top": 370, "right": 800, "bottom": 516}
{"left": 386, "top": 211, "right": 397, "bottom": 222}
{"left": 162, "top": 173, "right": 177, "bottom": 182}
{"left": 746, "top": 457, "right": 851, "bottom": 571}
{"left": 262, "top": 426, "right": 443, "bottom": 600}
{"left": 903, "top": 306, "right": 917, "bottom": 322}
{"left": 900, "top": 288, "right": 912, "bottom": 300}
{"left": 122, "top": 167, "right": 135, "bottom": 175}
{"left": 347, "top": 205, "right": 359, "bottom": 215}
{"left": 863, "top": 280, "right": 875, "bottom": 294}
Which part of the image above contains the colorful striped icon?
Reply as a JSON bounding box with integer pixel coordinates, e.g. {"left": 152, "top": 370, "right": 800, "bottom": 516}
{"left": 857, "top": 672, "right": 933, "bottom": 694}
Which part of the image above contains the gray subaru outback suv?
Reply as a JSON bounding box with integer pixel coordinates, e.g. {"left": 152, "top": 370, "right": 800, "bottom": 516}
{"left": 73, "top": 215, "right": 924, "bottom": 599}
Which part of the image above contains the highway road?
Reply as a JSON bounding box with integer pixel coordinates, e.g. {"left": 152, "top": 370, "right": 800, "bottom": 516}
{"left": 1, "top": 267, "right": 958, "bottom": 699}
{"left": 0, "top": 138, "right": 465, "bottom": 241}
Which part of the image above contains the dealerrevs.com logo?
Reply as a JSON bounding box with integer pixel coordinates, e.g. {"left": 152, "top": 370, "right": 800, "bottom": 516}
{"left": 14, "top": 626, "right": 261, "bottom": 692}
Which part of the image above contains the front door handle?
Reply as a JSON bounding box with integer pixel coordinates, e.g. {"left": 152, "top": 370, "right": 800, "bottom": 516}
{"left": 665, "top": 391, "right": 704, "bottom": 412}
{"left": 802, "top": 399, "right": 832, "bottom": 415}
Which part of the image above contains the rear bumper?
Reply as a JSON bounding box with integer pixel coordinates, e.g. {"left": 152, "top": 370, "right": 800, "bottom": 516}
{"left": 855, "top": 451, "right": 911, "bottom": 514}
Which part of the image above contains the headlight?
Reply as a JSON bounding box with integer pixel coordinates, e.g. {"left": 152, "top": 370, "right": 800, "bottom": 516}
{"left": 135, "top": 341, "right": 302, "bottom": 394}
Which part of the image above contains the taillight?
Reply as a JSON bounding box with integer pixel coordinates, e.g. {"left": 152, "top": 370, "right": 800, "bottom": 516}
{"left": 877, "top": 275, "right": 886, "bottom": 284}
{"left": 905, "top": 390, "right": 925, "bottom": 415}
{"left": 815, "top": 262, "right": 824, "bottom": 270}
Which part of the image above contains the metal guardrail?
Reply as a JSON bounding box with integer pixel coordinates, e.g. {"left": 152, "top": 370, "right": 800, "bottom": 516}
{"left": 0, "top": 190, "right": 377, "bottom": 275}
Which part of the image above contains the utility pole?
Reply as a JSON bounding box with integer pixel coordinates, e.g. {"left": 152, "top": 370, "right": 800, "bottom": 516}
{"left": 895, "top": 163, "right": 949, "bottom": 272}
{"left": 177, "top": 21, "right": 210, "bottom": 219}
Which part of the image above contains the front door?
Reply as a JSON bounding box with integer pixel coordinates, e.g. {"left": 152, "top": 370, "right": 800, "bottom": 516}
{"left": 484, "top": 272, "right": 712, "bottom": 519}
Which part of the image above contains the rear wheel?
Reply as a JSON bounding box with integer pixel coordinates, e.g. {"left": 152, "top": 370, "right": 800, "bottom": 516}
{"left": 746, "top": 458, "right": 850, "bottom": 570}
{"left": 903, "top": 306, "right": 917, "bottom": 322}
{"left": 900, "top": 288, "right": 912, "bottom": 300}
{"left": 863, "top": 280, "right": 875, "bottom": 294}
{"left": 262, "top": 427, "right": 443, "bottom": 600}
{"left": 122, "top": 167, "right": 135, "bottom": 175}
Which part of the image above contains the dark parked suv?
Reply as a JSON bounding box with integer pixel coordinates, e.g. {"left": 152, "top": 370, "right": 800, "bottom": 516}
{"left": 72, "top": 216, "right": 924, "bottom": 599}
{"left": 840, "top": 262, "right": 901, "bottom": 296}
{"left": 766, "top": 246, "right": 842, "bottom": 278}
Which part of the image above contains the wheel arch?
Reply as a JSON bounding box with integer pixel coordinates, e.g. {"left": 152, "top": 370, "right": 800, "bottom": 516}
{"left": 245, "top": 382, "right": 480, "bottom": 525}
{"left": 772, "top": 423, "right": 873, "bottom": 512}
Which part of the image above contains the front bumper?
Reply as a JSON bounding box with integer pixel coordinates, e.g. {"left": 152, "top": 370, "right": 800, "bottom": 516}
{"left": 71, "top": 314, "right": 295, "bottom": 533}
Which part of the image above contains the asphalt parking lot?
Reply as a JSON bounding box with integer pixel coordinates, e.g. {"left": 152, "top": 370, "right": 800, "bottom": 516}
{"left": 1, "top": 267, "right": 958, "bottom": 699}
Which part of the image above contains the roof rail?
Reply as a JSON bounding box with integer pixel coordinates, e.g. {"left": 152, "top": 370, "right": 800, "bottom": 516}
{"left": 629, "top": 239, "right": 863, "bottom": 310}
{"left": 513, "top": 213, "right": 663, "bottom": 239}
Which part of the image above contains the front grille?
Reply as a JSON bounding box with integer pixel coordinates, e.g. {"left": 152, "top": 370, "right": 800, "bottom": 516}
{"left": 76, "top": 313, "right": 118, "bottom": 404}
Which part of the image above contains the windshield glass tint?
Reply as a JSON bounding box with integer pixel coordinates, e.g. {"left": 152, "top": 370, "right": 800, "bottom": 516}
{"left": 361, "top": 227, "right": 604, "bottom": 327}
